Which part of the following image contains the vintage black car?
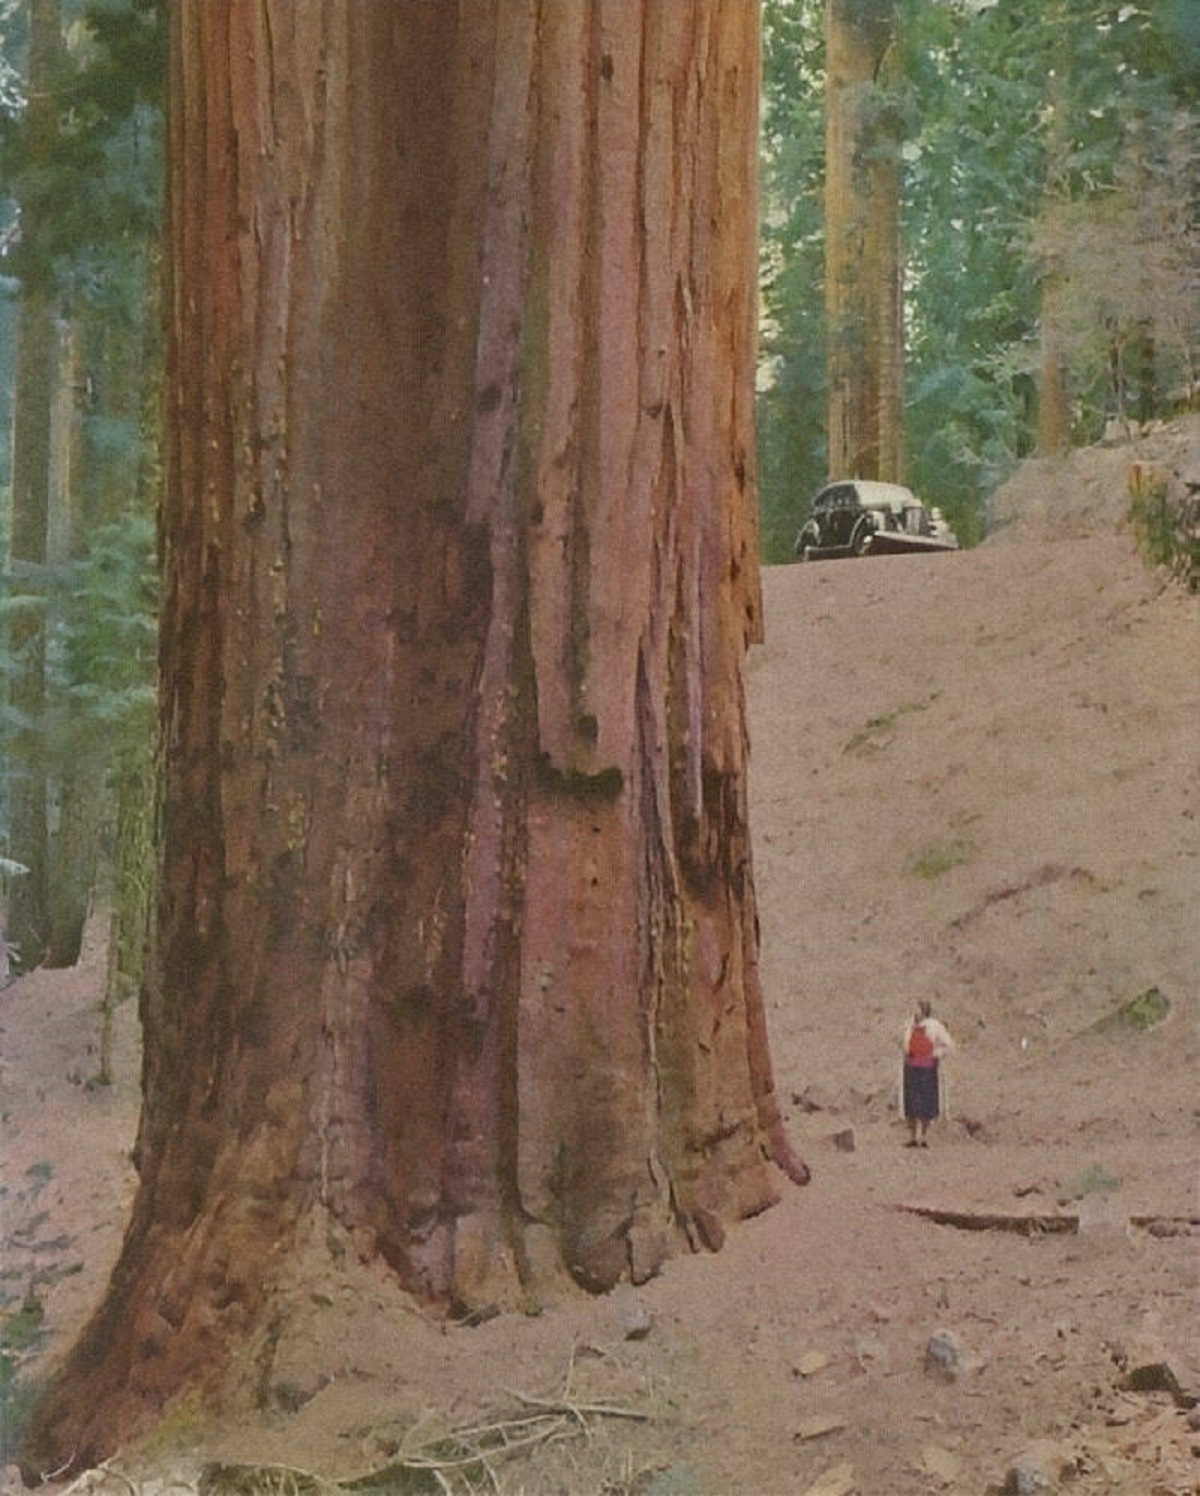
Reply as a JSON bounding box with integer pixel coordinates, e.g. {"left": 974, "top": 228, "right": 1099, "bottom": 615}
{"left": 794, "top": 480, "right": 958, "bottom": 560}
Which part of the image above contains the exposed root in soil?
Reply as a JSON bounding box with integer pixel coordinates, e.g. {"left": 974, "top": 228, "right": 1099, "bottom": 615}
{"left": 898, "top": 1204, "right": 1080, "bottom": 1235}
{"left": 948, "top": 863, "right": 1100, "bottom": 929}
{"left": 899, "top": 1205, "right": 1199, "bottom": 1239}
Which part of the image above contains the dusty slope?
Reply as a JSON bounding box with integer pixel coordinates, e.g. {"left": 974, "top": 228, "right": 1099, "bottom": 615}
{"left": 1, "top": 427, "right": 1197, "bottom": 1495}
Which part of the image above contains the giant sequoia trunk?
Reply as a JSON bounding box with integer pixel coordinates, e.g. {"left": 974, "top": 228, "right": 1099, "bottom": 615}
{"left": 23, "top": 1, "right": 805, "bottom": 1474}
{"left": 824, "top": 0, "right": 904, "bottom": 482}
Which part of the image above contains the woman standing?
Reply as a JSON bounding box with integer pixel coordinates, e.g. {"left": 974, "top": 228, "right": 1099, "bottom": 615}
{"left": 902, "top": 999, "right": 955, "bottom": 1147}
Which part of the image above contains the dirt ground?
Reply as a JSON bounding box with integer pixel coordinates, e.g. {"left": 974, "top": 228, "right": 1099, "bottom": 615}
{"left": 2, "top": 422, "right": 1197, "bottom": 1495}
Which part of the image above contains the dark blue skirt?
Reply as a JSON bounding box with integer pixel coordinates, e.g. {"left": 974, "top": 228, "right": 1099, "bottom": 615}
{"left": 903, "top": 1062, "right": 940, "bottom": 1121}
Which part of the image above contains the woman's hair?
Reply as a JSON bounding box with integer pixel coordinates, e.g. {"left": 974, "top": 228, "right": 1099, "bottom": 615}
{"left": 917, "top": 999, "right": 933, "bottom": 1018}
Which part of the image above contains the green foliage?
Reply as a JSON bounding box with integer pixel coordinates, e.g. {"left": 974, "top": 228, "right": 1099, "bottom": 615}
{"left": 757, "top": 0, "right": 1195, "bottom": 558}
{"left": 0, "top": 1289, "right": 45, "bottom": 1466}
{"left": 1, "top": 1, "right": 164, "bottom": 957}
{"left": 0, "top": 515, "right": 156, "bottom": 756}
{"left": 0, "top": 0, "right": 25, "bottom": 115}
{"left": 0, "top": 0, "right": 165, "bottom": 304}
{"left": 1029, "top": 133, "right": 1200, "bottom": 438}
{"left": 64, "top": 514, "right": 157, "bottom": 702}
{"left": 908, "top": 840, "right": 974, "bottom": 879}
{"left": 1105, "top": 985, "right": 1171, "bottom": 1032}
{"left": 0, "top": 1293, "right": 44, "bottom": 1354}
{"left": 843, "top": 699, "right": 928, "bottom": 754}
{"left": 758, "top": 1, "right": 829, "bottom": 559}
{"left": 1128, "top": 471, "right": 1183, "bottom": 570}
{"left": 1059, "top": 1163, "right": 1121, "bottom": 1201}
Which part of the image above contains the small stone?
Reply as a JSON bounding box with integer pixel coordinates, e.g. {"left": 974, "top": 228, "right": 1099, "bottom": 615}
{"left": 1003, "top": 1440, "right": 1074, "bottom": 1493}
{"left": 610, "top": 1286, "right": 653, "bottom": 1341}
{"left": 830, "top": 1128, "right": 856, "bottom": 1152}
{"left": 639, "top": 1463, "right": 702, "bottom": 1496}
{"left": 924, "top": 1327, "right": 967, "bottom": 1379}
{"left": 794, "top": 1348, "right": 832, "bottom": 1377}
{"left": 801, "top": 1463, "right": 857, "bottom": 1496}
{"left": 1003, "top": 1460, "right": 1047, "bottom": 1494}
{"left": 1122, "top": 1359, "right": 1186, "bottom": 1403}
{"left": 922, "top": 1445, "right": 962, "bottom": 1485}
{"left": 852, "top": 1335, "right": 889, "bottom": 1371}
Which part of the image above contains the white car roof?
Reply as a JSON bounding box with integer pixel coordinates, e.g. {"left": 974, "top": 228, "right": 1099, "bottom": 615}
{"left": 846, "top": 481, "right": 920, "bottom": 512}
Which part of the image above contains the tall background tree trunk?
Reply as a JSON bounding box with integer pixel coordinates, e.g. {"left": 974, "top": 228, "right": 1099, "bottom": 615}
{"left": 824, "top": 0, "right": 903, "bottom": 482}
{"left": 44, "top": 319, "right": 95, "bottom": 969}
{"left": 1034, "top": 18, "right": 1072, "bottom": 458}
{"left": 23, "top": 1, "right": 803, "bottom": 1474}
{"left": 1036, "top": 285, "right": 1072, "bottom": 455}
{"left": 5, "top": 0, "right": 62, "bottom": 969}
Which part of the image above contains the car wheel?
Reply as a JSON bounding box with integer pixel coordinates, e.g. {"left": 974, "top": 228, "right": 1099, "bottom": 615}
{"left": 795, "top": 527, "right": 818, "bottom": 561}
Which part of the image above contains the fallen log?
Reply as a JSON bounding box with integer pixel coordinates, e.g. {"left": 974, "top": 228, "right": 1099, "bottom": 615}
{"left": 1129, "top": 1214, "right": 1200, "bottom": 1237}
{"left": 897, "top": 1205, "right": 1079, "bottom": 1236}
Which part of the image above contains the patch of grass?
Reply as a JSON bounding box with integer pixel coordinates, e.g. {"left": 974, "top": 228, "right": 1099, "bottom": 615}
{"left": 634, "top": 1466, "right": 703, "bottom": 1496}
{"left": 844, "top": 699, "right": 929, "bottom": 754}
{"left": 1092, "top": 985, "right": 1172, "bottom": 1036}
{"left": 909, "top": 840, "right": 974, "bottom": 879}
{"left": 1059, "top": 1164, "right": 1121, "bottom": 1203}
{"left": 1113, "top": 985, "right": 1171, "bottom": 1030}
{"left": 24, "top": 1162, "right": 53, "bottom": 1188}
{"left": 0, "top": 1291, "right": 45, "bottom": 1466}
{"left": 0, "top": 1355, "right": 42, "bottom": 1468}
{"left": 0, "top": 1296, "right": 44, "bottom": 1355}
{"left": 1128, "top": 476, "right": 1200, "bottom": 588}
{"left": 141, "top": 1387, "right": 215, "bottom": 1461}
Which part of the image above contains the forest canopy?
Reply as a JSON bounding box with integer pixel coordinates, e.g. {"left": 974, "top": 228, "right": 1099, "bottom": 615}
{"left": 758, "top": 0, "right": 1200, "bottom": 557}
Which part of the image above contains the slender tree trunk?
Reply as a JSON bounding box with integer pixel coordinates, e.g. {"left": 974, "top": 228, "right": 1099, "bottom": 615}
{"left": 6, "top": 0, "right": 63, "bottom": 969}
{"left": 23, "top": 1, "right": 804, "bottom": 1474}
{"left": 1035, "top": 26, "right": 1072, "bottom": 458}
{"left": 99, "top": 743, "right": 155, "bottom": 1086}
{"left": 874, "top": 117, "right": 904, "bottom": 484}
{"left": 824, "top": 0, "right": 903, "bottom": 482}
{"left": 5, "top": 290, "right": 54, "bottom": 968}
{"left": 1035, "top": 308, "right": 1071, "bottom": 454}
{"left": 45, "top": 321, "right": 96, "bottom": 968}
{"left": 94, "top": 262, "right": 165, "bottom": 1021}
